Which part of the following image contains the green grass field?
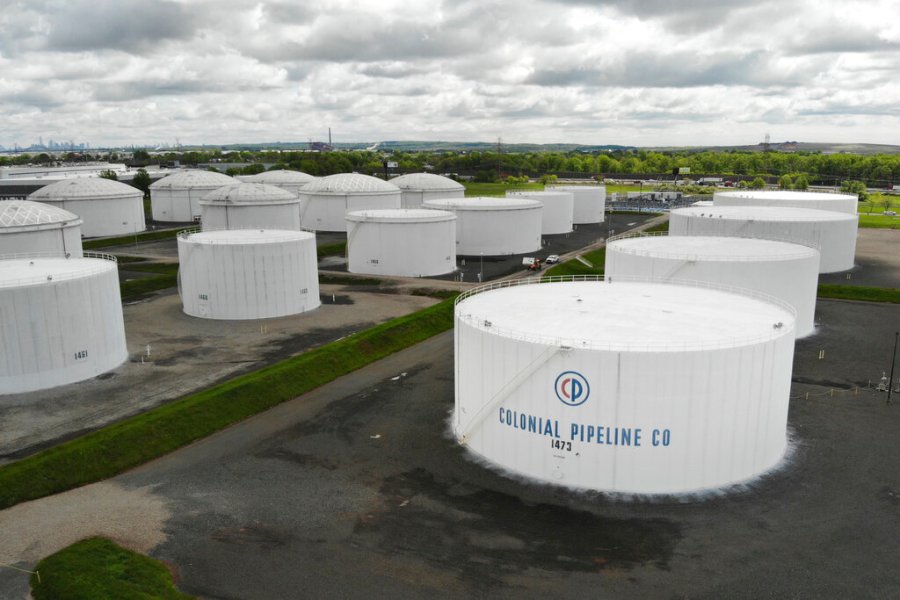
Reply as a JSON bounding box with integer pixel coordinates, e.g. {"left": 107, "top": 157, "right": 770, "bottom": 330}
{"left": 31, "top": 537, "right": 193, "bottom": 600}
{"left": 545, "top": 247, "right": 606, "bottom": 277}
{"left": 0, "top": 296, "right": 456, "bottom": 511}
{"left": 463, "top": 182, "right": 544, "bottom": 196}
{"left": 817, "top": 284, "right": 900, "bottom": 304}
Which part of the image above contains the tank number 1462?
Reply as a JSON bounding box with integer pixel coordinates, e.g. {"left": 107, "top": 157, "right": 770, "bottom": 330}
{"left": 551, "top": 439, "right": 572, "bottom": 451}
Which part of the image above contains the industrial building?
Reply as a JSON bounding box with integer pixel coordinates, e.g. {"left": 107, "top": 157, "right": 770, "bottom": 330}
{"left": 453, "top": 279, "right": 796, "bottom": 494}
{"left": 670, "top": 205, "right": 858, "bottom": 273}
{"left": 0, "top": 254, "right": 128, "bottom": 393}
{"left": 605, "top": 234, "right": 821, "bottom": 338}
{"left": 0, "top": 200, "right": 84, "bottom": 257}
{"left": 150, "top": 170, "right": 236, "bottom": 222}
{"left": 546, "top": 185, "right": 606, "bottom": 224}
{"left": 177, "top": 229, "right": 320, "bottom": 320}
{"left": 390, "top": 173, "right": 465, "bottom": 208}
{"left": 241, "top": 169, "right": 316, "bottom": 194}
{"left": 299, "top": 173, "right": 401, "bottom": 232}
{"left": 199, "top": 183, "right": 301, "bottom": 231}
{"left": 507, "top": 190, "right": 574, "bottom": 234}
{"left": 714, "top": 190, "right": 859, "bottom": 215}
{"left": 422, "top": 196, "right": 542, "bottom": 256}
{"left": 346, "top": 209, "right": 456, "bottom": 277}
{"left": 28, "top": 178, "right": 145, "bottom": 237}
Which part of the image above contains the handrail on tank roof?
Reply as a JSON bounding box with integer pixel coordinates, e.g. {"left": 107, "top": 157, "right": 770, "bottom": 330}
{"left": 177, "top": 225, "right": 317, "bottom": 239}
{"left": 0, "top": 250, "right": 117, "bottom": 262}
{"left": 606, "top": 230, "right": 823, "bottom": 254}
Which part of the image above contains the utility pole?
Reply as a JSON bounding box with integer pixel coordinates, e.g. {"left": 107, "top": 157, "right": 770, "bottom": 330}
{"left": 889, "top": 331, "right": 898, "bottom": 405}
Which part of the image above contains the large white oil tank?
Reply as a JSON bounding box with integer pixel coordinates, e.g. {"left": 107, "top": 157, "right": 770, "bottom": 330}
{"left": 149, "top": 170, "right": 236, "bottom": 222}
{"left": 714, "top": 190, "right": 858, "bottom": 215}
{"left": 454, "top": 279, "right": 796, "bottom": 494}
{"left": 0, "top": 200, "right": 84, "bottom": 257}
{"left": 390, "top": 173, "right": 465, "bottom": 208}
{"left": 606, "top": 234, "right": 820, "bottom": 338}
{"left": 346, "top": 209, "right": 456, "bottom": 277}
{"left": 199, "top": 183, "right": 301, "bottom": 231}
{"left": 299, "top": 173, "right": 401, "bottom": 232}
{"left": 0, "top": 254, "right": 127, "bottom": 394}
{"left": 422, "top": 197, "right": 542, "bottom": 256}
{"left": 177, "top": 229, "right": 320, "bottom": 320}
{"left": 670, "top": 205, "right": 858, "bottom": 273}
{"left": 28, "top": 178, "right": 145, "bottom": 237}
{"left": 545, "top": 185, "right": 606, "bottom": 224}
{"left": 507, "top": 190, "right": 574, "bottom": 234}
{"left": 242, "top": 169, "right": 316, "bottom": 195}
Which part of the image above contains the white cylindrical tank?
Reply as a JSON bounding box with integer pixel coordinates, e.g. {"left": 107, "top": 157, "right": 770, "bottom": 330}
{"left": 28, "top": 178, "right": 145, "bottom": 237}
{"left": 454, "top": 279, "right": 796, "bottom": 494}
{"left": 422, "top": 197, "right": 542, "bottom": 256}
{"left": 0, "top": 200, "right": 84, "bottom": 257}
{"left": 714, "top": 190, "right": 858, "bottom": 215}
{"left": 346, "top": 209, "right": 456, "bottom": 277}
{"left": 149, "top": 170, "right": 236, "bottom": 222}
{"left": 199, "top": 183, "right": 301, "bottom": 231}
{"left": 177, "top": 229, "right": 320, "bottom": 320}
{"left": 507, "top": 191, "right": 574, "bottom": 234}
{"left": 299, "top": 173, "right": 402, "bottom": 232}
{"left": 0, "top": 254, "right": 127, "bottom": 394}
{"left": 606, "top": 234, "right": 820, "bottom": 338}
{"left": 545, "top": 185, "right": 606, "bottom": 223}
{"left": 242, "top": 169, "right": 316, "bottom": 195}
{"left": 390, "top": 173, "right": 465, "bottom": 208}
{"left": 670, "top": 205, "right": 858, "bottom": 273}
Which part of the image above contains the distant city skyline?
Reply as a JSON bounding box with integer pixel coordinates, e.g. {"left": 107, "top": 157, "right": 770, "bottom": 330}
{"left": 2, "top": 0, "right": 898, "bottom": 148}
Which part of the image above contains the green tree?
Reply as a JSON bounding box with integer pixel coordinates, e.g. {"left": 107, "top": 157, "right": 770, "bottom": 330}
{"left": 793, "top": 174, "right": 809, "bottom": 190}
{"left": 99, "top": 169, "right": 118, "bottom": 181}
{"left": 132, "top": 149, "right": 151, "bottom": 162}
{"left": 131, "top": 168, "right": 151, "bottom": 198}
{"left": 840, "top": 180, "right": 868, "bottom": 202}
{"left": 749, "top": 177, "right": 766, "bottom": 189}
{"left": 779, "top": 174, "right": 793, "bottom": 189}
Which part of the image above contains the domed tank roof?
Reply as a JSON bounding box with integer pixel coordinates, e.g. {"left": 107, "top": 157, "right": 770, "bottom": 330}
{"left": 246, "top": 169, "right": 315, "bottom": 185}
{"left": 300, "top": 173, "right": 400, "bottom": 195}
{"left": 149, "top": 170, "right": 236, "bottom": 190}
{"left": 0, "top": 200, "right": 82, "bottom": 229}
{"left": 346, "top": 208, "right": 456, "bottom": 223}
{"left": 390, "top": 173, "right": 464, "bottom": 192}
{"left": 200, "top": 183, "right": 299, "bottom": 205}
{"left": 29, "top": 177, "right": 142, "bottom": 201}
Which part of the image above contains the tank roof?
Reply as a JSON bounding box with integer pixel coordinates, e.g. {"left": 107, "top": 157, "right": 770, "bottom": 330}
{"left": 0, "top": 256, "right": 116, "bottom": 288}
{"left": 199, "top": 183, "right": 299, "bottom": 205}
{"left": 346, "top": 208, "right": 456, "bottom": 223}
{"left": 390, "top": 173, "right": 464, "bottom": 192}
{"left": 181, "top": 228, "right": 315, "bottom": 245}
{"left": 423, "top": 196, "right": 542, "bottom": 211}
{"left": 245, "top": 169, "right": 315, "bottom": 185}
{"left": 28, "top": 177, "right": 142, "bottom": 201}
{"left": 715, "top": 190, "right": 858, "bottom": 202}
{"left": 673, "top": 205, "right": 856, "bottom": 222}
{"left": 457, "top": 280, "right": 794, "bottom": 351}
{"left": 507, "top": 191, "right": 573, "bottom": 199}
{"left": 300, "top": 173, "right": 400, "bottom": 195}
{"left": 149, "top": 170, "right": 235, "bottom": 190}
{"left": 0, "top": 200, "right": 81, "bottom": 229}
{"left": 609, "top": 234, "right": 819, "bottom": 262}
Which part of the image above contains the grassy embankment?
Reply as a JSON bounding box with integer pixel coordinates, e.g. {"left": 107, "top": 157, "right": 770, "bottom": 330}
{"left": 857, "top": 194, "right": 900, "bottom": 229}
{"left": 817, "top": 285, "right": 900, "bottom": 304}
{"left": 462, "top": 182, "right": 544, "bottom": 196}
{"left": 0, "top": 296, "right": 456, "bottom": 511}
{"left": 544, "top": 220, "right": 669, "bottom": 277}
{"left": 30, "top": 537, "right": 193, "bottom": 600}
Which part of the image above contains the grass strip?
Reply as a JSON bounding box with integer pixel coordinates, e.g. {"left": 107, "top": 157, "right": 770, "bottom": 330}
{"left": 30, "top": 537, "right": 194, "bottom": 600}
{"left": 83, "top": 228, "right": 182, "bottom": 250}
{"left": 120, "top": 274, "right": 178, "bottom": 300}
{"left": 319, "top": 274, "right": 386, "bottom": 287}
{"left": 0, "top": 297, "right": 456, "bottom": 510}
{"left": 316, "top": 240, "right": 346, "bottom": 259}
{"left": 817, "top": 284, "right": 900, "bottom": 304}
{"left": 462, "top": 182, "right": 544, "bottom": 196}
{"left": 545, "top": 247, "right": 606, "bottom": 277}
{"left": 123, "top": 262, "right": 179, "bottom": 275}
{"left": 643, "top": 220, "right": 670, "bottom": 234}
{"left": 858, "top": 214, "right": 900, "bottom": 229}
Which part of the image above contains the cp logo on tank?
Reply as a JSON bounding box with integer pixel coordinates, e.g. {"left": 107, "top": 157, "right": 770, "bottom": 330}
{"left": 555, "top": 371, "right": 590, "bottom": 406}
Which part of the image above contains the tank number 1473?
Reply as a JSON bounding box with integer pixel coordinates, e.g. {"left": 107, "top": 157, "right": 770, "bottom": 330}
{"left": 551, "top": 439, "right": 572, "bottom": 451}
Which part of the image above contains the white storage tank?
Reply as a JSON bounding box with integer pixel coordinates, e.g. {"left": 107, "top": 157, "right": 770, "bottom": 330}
{"left": 454, "top": 279, "right": 796, "bottom": 494}
{"left": 346, "top": 209, "right": 456, "bottom": 277}
{"left": 0, "top": 254, "right": 128, "bottom": 394}
{"left": 299, "top": 173, "right": 401, "bottom": 232}
{"left": 150, "top": 170, "right": 236, "bottom": 222}
{"left": 545, "top": 185, "right": 606, "bottom": 223}
{"left": 199, "top": 183, "right": 301, "bottom": 231}
{"left": 242, "top": 169, "right": 316, "bottom": 195}
{"left": 422, "top": 196, "right": 542, "bottom": 256}
{"left": 670, "top": 205, "right": 858, "bottom": 273}
{"left": 390, "top": 173, "right": 465, "bottom": 208}
{"left": 28, "top": 178, "right": 145, "bottom": 237}
{"left": 606, "top": 234, "right": 820, "bottom": 338}
{"left": 507, "top": 190, "right": 574, "bottom": 234}
{"left": 0, "top": 200, "right": 84, "bottom": 257}
{"left": 714, "top": 190, "right": 858, "bottom": 215}
{"left": 177, "top": 229, "right": 320, "bottom": 320}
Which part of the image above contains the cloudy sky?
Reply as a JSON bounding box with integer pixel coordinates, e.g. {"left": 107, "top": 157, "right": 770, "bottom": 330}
{"left": 1, "top": 0, "right": 899, "bottom": 148}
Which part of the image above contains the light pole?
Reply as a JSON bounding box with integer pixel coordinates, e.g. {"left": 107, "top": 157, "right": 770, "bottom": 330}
{"left": 889, "top": 331, "right": 898, "bottom": 405}
{"left": 479, "top": 252, "right": 483, "bottom": 283}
